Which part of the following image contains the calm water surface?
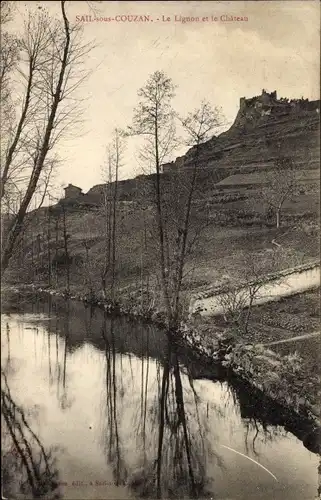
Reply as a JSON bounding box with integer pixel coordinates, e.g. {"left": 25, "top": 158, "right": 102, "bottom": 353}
{"left": 1, "top": 293, "right": 319, "bottom": 499}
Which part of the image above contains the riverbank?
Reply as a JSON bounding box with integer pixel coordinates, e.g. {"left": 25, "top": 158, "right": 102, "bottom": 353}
{"left": 2, "top": 282, "right": 320, "bottom": 454}
{"left": 180, "top": 314, "right": 321, "bottom": 444}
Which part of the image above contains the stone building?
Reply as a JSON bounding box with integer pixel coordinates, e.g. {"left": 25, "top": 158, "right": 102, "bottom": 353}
{"left": 64, "top": 184, "right": 83, "bottom": 199}
{"left": 239, "top": 89, "right": 278, "bottom": 111}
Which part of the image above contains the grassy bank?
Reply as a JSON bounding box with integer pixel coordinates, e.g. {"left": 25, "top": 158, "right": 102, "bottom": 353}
{"left": 4, "top": 171, "right": 319, "bottom": 298}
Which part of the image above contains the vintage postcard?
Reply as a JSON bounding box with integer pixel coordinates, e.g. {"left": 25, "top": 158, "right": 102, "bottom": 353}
{"left": 1, "top": 1, "right": 320, "bottom": 499}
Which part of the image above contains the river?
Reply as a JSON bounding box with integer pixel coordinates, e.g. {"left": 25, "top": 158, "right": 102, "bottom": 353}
{"left": 1, "top": 291, "right": 319, "bottom": 499}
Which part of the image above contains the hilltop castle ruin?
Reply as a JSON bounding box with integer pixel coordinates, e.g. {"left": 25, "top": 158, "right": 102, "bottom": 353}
{"left": 236, "top": 89, "right": 320, "bottom": 127}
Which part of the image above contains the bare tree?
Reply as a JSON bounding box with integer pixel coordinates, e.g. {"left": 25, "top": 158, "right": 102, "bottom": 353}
{"left": 100, "top": 128, "right": 126, "bottom": 302}
{"left": 129, "top": 73, "right": 223, "bottom": 330}
{"left": 110, "top": 129, "right": 125, "bottom": 302}
{"left": 99, "top": 150, "right": 113, "bottom": 298}
{"left": 0, "top": 2, "right": 19, "bottom": 164}
{"left": 218, "top": 286, "right": 249, "bottom": 329}
{"left": 61, "top": 202, "right": 70, "bottom": 294}
{"left": 261, "top": 157, "right": 299, "bottom": 228}
{"left": 128, "top": 70, "right": 177, "bottom": 325}
{"left": 168, "top": 101, "right": 223, "bottom": 325}
{"left": 218, "top": 248, "right": 283, "bottom": 335}
{"left": 1, "top": 1, "right": 94, "bottom": 273}
{"left": 46, "top": 196, "right": 53, "bottom": 287}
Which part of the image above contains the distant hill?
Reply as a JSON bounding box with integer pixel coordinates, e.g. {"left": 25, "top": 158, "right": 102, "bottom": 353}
{"left": 59, "top": 89, "right": 320, "bottom": 207}
{"left": 163, "top": 89, "right": 320, "bottom": 175}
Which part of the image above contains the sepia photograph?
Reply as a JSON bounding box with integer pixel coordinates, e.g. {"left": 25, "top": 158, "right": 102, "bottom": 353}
{"left": 1, "top": 1, "right": 320, "bottom": 499}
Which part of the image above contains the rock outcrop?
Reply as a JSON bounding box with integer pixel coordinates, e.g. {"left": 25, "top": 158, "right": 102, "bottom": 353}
{"left": 163, "top": 89, "right": 320, "bottom": 174}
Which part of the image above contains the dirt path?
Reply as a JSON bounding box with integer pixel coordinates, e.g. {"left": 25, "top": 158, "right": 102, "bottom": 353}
{"left": 191, "top": 262, "right": 320, "bottom": 317}
{"left": 262, "top": 331, "right": 320, "bottom": 347}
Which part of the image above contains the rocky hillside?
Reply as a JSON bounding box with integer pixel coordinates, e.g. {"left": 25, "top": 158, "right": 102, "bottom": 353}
{"left": 60, "top": 90, "right": 319, "bottom": 207}
{"left": 163, "top": 89, "right": 320, "bottom": 174}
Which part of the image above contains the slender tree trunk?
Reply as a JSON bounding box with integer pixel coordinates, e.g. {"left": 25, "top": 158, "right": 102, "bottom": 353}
{"left": 84, "top": 241, "right": 94, "bottom": 297}
{"left": 47, "top": 205, "right": 51, "bottom": 286}
{"left": 144, "top": 216, "right": 149, "bottom": 300}
{"left": 156, "top": 357, "right": 170, "bottom": 498}
{"left": 101, "top": 185, "right": 112, "bottom": 298}
{"left": 19, "top": 230, "right": 24, "bottom": 269}
{"left": 6, "top": 322, "right": 11, "bottom": 363}
{"left": 140, "top": 232, "right": 144, "bottom": 309}
{"left": 31, "top": 233, "right": 34, "bottom": 267}
{"left": 111, "top": 141, "right": 119, "bottom": 303}
{"left": 62, "top": 304, "right": 69, "bottom": 391}
{"left": 62, "top": 203, "right": 70, "bottom": 293}
{"left": 172, "top": 147, "right": 199, "bottom": 327}
{"left": 154, "top": 116, "right": 172, "bottom": 322}
{"left": 55, "top": 216, "right": 59, "bottom": 286}
{"left": 244, "top": 293, "right": 255, "bottom": 334}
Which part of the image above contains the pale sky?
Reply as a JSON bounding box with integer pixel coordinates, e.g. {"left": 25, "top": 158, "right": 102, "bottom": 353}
{"left": 12, "top": 1, "right": 321, "bottom": 196}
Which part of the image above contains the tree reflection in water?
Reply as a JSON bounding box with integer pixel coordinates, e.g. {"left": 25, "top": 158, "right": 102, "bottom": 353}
{"left": 225, "top": 385, "right": 288, "bottom": 458}
{"left": 1, "top": 370, "right": 61, "bottom": 499}
{"left": 51, "top": 300, "right": 74, "bottom": 411}
{"left": 6, "top": 321, "right": 11, "bottom": 364}
{"left": 101, "top": 314, "right": 128, "bottom": 486}
{"left": 100, "top": 316, "right": 217, "bottom": 499}
{"left": 151, "top": 335, "right": 211, "bottom": 499}
{"left": 308, "top": 449, "right": 321, "bottom": 500}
